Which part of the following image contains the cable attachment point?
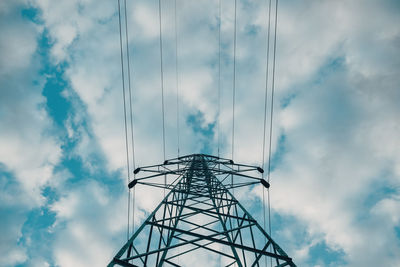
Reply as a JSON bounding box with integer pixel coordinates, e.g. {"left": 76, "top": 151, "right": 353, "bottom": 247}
{"left": 260, "top": 179, "right": 270, "bottom": 188}
{"left": 257, "top": 167, "right": 264, "bottom": 173}
{"left": 128, "top": 179, "right": 138, "bottom": 189}
{"left": 133, "top": 168, "right": 141, "bottom": 174}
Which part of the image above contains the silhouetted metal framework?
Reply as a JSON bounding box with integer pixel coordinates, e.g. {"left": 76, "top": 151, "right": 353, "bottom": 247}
{"left": 109, "top": 154, "right": 296, "bottom": 267}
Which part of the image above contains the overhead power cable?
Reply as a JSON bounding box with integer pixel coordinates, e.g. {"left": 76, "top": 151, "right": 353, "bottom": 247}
{"left": 262, "top": 0, "right": 272, "bottom": 182}
{"left": 231, "top": 0, "right": 237, "bottom": 196}
{"left": 123, "top": 0, "right": 136, "bottom": 234}
{"left": 217, "top": 0, "right": 221, "bottom": 159}
{"left": 158, "top": 0, "right": 166, "bottom": 198}
{"left": 117, "top": 0, "right": 132, "bottom": 242}
{"left": 232, "top": 0, "right": 237, "bottom": 162}
{"left": 175, "top": 0, "right": 180, "bottom": 158}
{"left": 268, "top": 1, "right": 278, "bottom": 185}
{"left": 266, "top": 1, "right": 279, "bottom": 266}
{"left": 217, "top": 1, "right": 222, "bottom": 263}
{"left": 175, "top": 0, "right": 180, "bottom": 250}
{"left": 261, "top": 0, "right": 272, "bottom": 265}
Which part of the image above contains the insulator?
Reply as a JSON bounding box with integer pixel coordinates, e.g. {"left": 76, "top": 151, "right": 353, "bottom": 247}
{"left": 261, "top": 179, "right": 270, "bottom": 188}
{"left": 128, "top": 179, "right": 138, "bottom": 189}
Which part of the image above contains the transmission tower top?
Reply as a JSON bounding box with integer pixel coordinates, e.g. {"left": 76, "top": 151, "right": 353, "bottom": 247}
{"left": 109, "top": 154, "right": 296, "bottom": 267}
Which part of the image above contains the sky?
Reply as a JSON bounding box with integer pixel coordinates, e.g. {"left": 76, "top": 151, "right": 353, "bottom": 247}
{"left": 0, "top": 0, "right": 400, "bottom": 266}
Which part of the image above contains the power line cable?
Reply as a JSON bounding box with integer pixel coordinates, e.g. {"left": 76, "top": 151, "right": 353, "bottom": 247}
{"left": 124, "top": 0, "right": 135, "bottom": 173}
{"left": 175, "top": 0, "right": 180, "bottom": 158}
{"left": 232, "top": 0, "right": 237, "bottom": 162}
{"left": 231, "top": 0, "right": 237, "bottom": 197}
{"left": 123, "top": 0, "right": 137, "bottom": 234}
{"left": 266, "top": 0, "right": 279, "bottom": 265}
{"left": 262, "top": 0, "right": 272, "bottom": 183}
{"left": 217, "top": 0, "right": 222, "bottom": 264}
{"left": 261, "top": 0, "right": 272, "bottom": 265}
{"left": 217, "top": 0, "right": 221, "bottom": 159}
{"left": 267, "top": 0, "right": 278, "bottom": 208}
{"left": 158, "top": 0, "right": 166, "bottom": 198}
{"left": 117, "top": 0, "right": 131, "bottom": 242}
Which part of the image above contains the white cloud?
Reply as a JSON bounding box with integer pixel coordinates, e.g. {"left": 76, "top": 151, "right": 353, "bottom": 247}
{"left": 50, "top": 180, "right": 127, "bottom": 267}
{"left": 0, "top": 0, "right": 63, "bottom": 205}
{"left": 18, "top": 0, "right": 400, "bottom": 266}
{"left": 0, "top": 175, "right": 29, "bottom": 266}
{"left": 132, "top": 2, "right": 160, "bottom": 39}
{"left": 0, "top": 1, "right": 64, "bottom": 265}
{"left": 249, "top": 1, "right": 400, "bottom": 265}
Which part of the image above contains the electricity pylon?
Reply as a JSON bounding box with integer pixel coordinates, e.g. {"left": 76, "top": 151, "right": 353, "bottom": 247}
{"left": 108, "top": 154, "right": 296, "bottom": 267}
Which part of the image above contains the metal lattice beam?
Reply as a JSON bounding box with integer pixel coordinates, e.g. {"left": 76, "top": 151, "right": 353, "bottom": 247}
{"left": 108, "top": 154, "right": 296, "bottom": 267}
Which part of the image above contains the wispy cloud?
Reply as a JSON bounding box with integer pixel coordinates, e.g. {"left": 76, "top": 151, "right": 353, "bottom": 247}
{"left": 0, "top": 0, "right": 399, "bottom": 266}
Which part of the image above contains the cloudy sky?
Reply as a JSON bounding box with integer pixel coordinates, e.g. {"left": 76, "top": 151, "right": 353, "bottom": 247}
{"left": 1, "top": 0, "right": 400, "bottom": 266}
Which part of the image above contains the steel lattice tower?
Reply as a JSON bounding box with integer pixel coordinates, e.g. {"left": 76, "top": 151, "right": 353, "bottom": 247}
{"left": 109, "top": 154, "right": 296, "bottom": 267}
